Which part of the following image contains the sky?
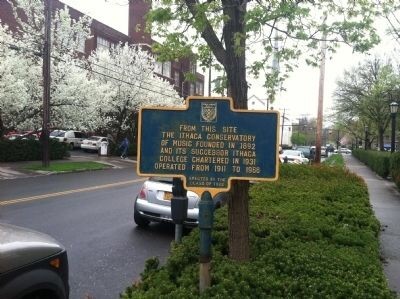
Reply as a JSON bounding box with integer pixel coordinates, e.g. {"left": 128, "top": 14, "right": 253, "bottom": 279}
{"left": 60, "top": 0, "right": 398, "bottom": 124}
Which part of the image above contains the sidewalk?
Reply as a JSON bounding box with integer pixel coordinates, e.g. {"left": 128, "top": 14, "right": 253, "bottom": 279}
{"left": 344, "top": 154, "right": 400, "bottom": 295}
{"left": 0, "top": 152, "right": 136, "bottom": 180}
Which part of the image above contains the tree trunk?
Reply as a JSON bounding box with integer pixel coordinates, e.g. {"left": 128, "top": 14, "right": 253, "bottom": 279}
{"left": 379, "top": 127, "right": 385, "bottom": 151}
{"left": 222, "top": 0, "right": 250, "bottom": 261}
{"left": 0, "top": 111, "right": 4, "bottom": 138}
{"left": 228, "top": 180, "right": 250, "bottom": 261}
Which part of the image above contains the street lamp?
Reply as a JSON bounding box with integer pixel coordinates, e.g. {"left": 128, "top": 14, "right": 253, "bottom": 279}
{"left": 390, "top": 101, "right": 399, "bottom": 153}
{"left": 364, "top": 125, "right": 369, "bottom": 150}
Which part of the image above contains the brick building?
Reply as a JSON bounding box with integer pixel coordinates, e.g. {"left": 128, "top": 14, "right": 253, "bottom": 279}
{"left": 0, "top": 0, "right": 204, "bottom": 98}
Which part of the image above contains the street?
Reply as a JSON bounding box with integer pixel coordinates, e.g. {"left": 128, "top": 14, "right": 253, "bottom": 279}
{"left": 0, "top": 166, "right": 174, "bottom": 299}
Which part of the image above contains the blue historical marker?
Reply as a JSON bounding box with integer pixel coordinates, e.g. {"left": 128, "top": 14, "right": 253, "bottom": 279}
{"left": 137, "top": 97, "right": 279, "bottom": 195}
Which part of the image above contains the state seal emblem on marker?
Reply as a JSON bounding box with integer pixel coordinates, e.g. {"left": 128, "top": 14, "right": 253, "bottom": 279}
{"left": 200, "top": 102, "right": 217, "bottom": 123}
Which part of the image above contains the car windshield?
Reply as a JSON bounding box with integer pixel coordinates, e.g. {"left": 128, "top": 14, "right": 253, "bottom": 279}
{"left": 297, "top": 147, "right": 310, "bottom": 153}
{"left": 50, "top": 131, "right": 65, "bottom": 137}
{"left": 282, "top": 150, "right": 302, "bottom": 156}
{"left": 88, "top": 136, "right": 101, "bottom": 141}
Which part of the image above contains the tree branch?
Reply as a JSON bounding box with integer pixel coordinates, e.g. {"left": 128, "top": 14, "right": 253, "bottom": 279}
{"left": 184, "top": 0, "right": 227, "bottom": 66}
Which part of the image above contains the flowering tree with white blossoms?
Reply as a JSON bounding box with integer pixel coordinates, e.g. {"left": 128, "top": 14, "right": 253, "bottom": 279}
{"left": 87, "top": 44, "right": 181, "bottom": 141}
{"left": 0, "top": 0, "right": 181, "bottom": 139}
{"left": 0, "top": 24, "right": 42, "bottom": 136}
{"left": 0, "top": 0, "right": 95, "bottom": 136}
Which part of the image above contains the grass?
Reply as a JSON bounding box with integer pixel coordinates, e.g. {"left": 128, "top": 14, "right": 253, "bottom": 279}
{"left": 323, "top": 153, "right": 345, "bottom": 167}
{"left": 23, "top": 161, "right": 110, "bottom": 172}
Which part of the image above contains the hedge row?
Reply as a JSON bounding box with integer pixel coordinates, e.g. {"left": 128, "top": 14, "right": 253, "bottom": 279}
{"left": 108, "top": 141, "right": 137, "bottom": 157}
{"left": 0, "top": 139, "right": 69, "bottom": 162}
{"left": 121, "top": 165, "right": 394, "bottom": 298}
{"left": 352, "top": 149, "right": 400, "bottom": 189}
{"left": 352, "top": 149, "right": 391, "bottom": 178}
{"left": 390, "top": 153, "right": 400, "bottom": 189}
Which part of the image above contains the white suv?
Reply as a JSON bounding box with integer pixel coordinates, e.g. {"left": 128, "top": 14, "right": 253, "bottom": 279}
{"left": 50, "top": 130, "right": 87, "bottom": 149}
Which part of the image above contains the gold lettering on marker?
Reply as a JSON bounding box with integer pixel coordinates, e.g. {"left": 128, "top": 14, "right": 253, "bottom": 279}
{"left": 179, "top": 125, "right": 197, "bottom": 132}
{"left": 179, "top": 132, "right": 202, "bottom": 139}
{"left": 201, "top": 125, "right": 216, "bottom": 132}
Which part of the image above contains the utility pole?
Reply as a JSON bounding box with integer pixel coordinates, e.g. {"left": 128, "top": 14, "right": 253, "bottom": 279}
{"left": 42, "top": 0, "right": 52, "bottom": 167}
{"left": 315, "top": 31, "right": 327, "bottom": 164}
{"left": 208, "top": 52, "right": 212, "bottom": 97}
{"left": 280, "top": 108, "right": 286, "bottom": 147}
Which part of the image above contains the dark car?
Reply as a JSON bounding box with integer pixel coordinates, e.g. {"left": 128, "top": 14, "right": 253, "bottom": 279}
{"left": 0, "top": 223, "right": 69, "bottom": 299}
{"left": 295, "top": 146, "right": 311, "bottom": 159}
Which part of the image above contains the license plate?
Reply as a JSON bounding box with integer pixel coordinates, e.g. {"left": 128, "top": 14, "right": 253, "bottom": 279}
{"left": 164, "top": 192, "right": 173, "bottom": 201}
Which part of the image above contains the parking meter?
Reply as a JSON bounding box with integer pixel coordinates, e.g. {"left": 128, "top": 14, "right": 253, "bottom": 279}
{"left": 171, "top": 178, "right": 188, "bottom": 224}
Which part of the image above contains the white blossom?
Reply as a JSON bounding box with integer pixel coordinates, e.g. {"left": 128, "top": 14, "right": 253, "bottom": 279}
{"left": 87, "top": 44, "right": 181, "bottom": 132}
{"left": 0, "top": 0, "right": 181, "bottom": 136}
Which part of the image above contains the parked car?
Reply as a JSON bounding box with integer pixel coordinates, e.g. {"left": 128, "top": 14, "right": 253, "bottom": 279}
{"left": 295, "top": 146, "right": 311, "bottom": 159}
{"left": 0, "top": 223, "right": 69, "bottom": 299}
{"left": 279, "top": 150, "right": 309, "bottom": 164}
{"left": 310, "top": 146, "right": 327, "bottom": 157}
{"left": 50, "top": 130, "right": 87, "bottom": 149}
{"left": 6, "top": 133, "right": 23, "bottom": 140}
{"left": 321, "top": 146, "right": 327, "bottom": 157}
{"left": 134, "top": 177, "right": 229, "bottom": 228}
{"left": 81, "top": 136, "right": 109, "bottom": 152}
{"left": 5, "top": 131, "right": 38, "bottom": 141}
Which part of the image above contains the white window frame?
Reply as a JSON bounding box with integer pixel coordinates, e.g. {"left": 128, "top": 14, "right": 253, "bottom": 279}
{"left": 77, "top": 34, "right": 85, "bottom": 53}
{"left": 162, "top": 61, "right": 171, "bottom": 78}
{"left": 97, "top": 36, "right": 111, "bottom": 51}
{"left": 174, "top": 71, "right": 180, "bottom": 87}
{"left": 196, "top": 81, "right": 203, "bottom": 95}
{"left": 190, "top": 83, "right": 195, "bottom": 95}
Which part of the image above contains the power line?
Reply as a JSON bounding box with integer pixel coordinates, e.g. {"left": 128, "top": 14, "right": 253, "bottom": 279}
{"left": 0, "top": 40, "right": 181, "bottom": 100}
{"left": 1, "top": 37, "right": 193, "bottom": 98}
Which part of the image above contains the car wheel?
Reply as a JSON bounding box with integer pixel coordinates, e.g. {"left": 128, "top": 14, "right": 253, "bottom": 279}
{"left": 134, "top": 202, "right": 150, "bottom": 228}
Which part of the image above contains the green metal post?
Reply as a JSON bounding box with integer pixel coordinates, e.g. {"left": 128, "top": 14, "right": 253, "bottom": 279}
{"left": 198, "top": 191, "right": 214, "bottom": 293}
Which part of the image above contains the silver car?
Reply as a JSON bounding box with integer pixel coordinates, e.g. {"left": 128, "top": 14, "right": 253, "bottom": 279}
{"left": 134, "top": 177, "right": 228, "bottom": 228}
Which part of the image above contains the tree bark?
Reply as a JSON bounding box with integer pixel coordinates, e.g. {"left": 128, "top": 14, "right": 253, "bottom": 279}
{"left": 228, "top": 180, "right": 250, "bottom": 261}
{"left": 185, "top": 0, "right": 251, "bottom": 261}
{"left": 222, "top": 0, "right": 250, "bottom": 261}
{"left": 379, "top": 127, "right": 385, "bottom": 151}
{"left": 0, "top": 112, "right": 4, "bottom": 138}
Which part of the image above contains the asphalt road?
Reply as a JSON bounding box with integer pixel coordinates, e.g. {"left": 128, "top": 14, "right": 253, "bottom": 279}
{"left": 0, "top": 167, "right": 175, "bottom": 299}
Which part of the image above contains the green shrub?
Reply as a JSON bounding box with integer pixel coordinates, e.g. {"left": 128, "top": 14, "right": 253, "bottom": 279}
{"left": 390, "top": 152, "right": 400, "bottom": 189}
{"left": 121, "top": 165, "right": 394, "bottom": 299}
{"left": 353, "top": 149, "right": 391, "bottom": 178}
{"left": 109, "top": 141, "right": 137, "bottom": 157}
{"left": 0, "top": 139, "right": 69, "bottom": 162}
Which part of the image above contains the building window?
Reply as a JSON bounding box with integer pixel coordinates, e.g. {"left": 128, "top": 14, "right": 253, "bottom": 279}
{"left": 77, "top": 34, "right": 85, "bottom": 53}
{"left": 196, "top": 81, "right": 203, "bottom": 95}
{"left": 190, "top": 83, "right": 195, "bottom": 95}
{"left": 190, "top": 61, "right": 196, "bottom": 74}
{"left": 174, "top": 71, "right": 180, "bottom": 87}
{"left": 162, "top": 61, "right": 171, "bottom": 78}
{"left": 154, "top": 60, "right": 172, "bottom": 78}
{"left": 155, "top": 61, "right": 163, "bottom": 74}
{"left": 97, "top": 36, "right": 111, "bottom": 51}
